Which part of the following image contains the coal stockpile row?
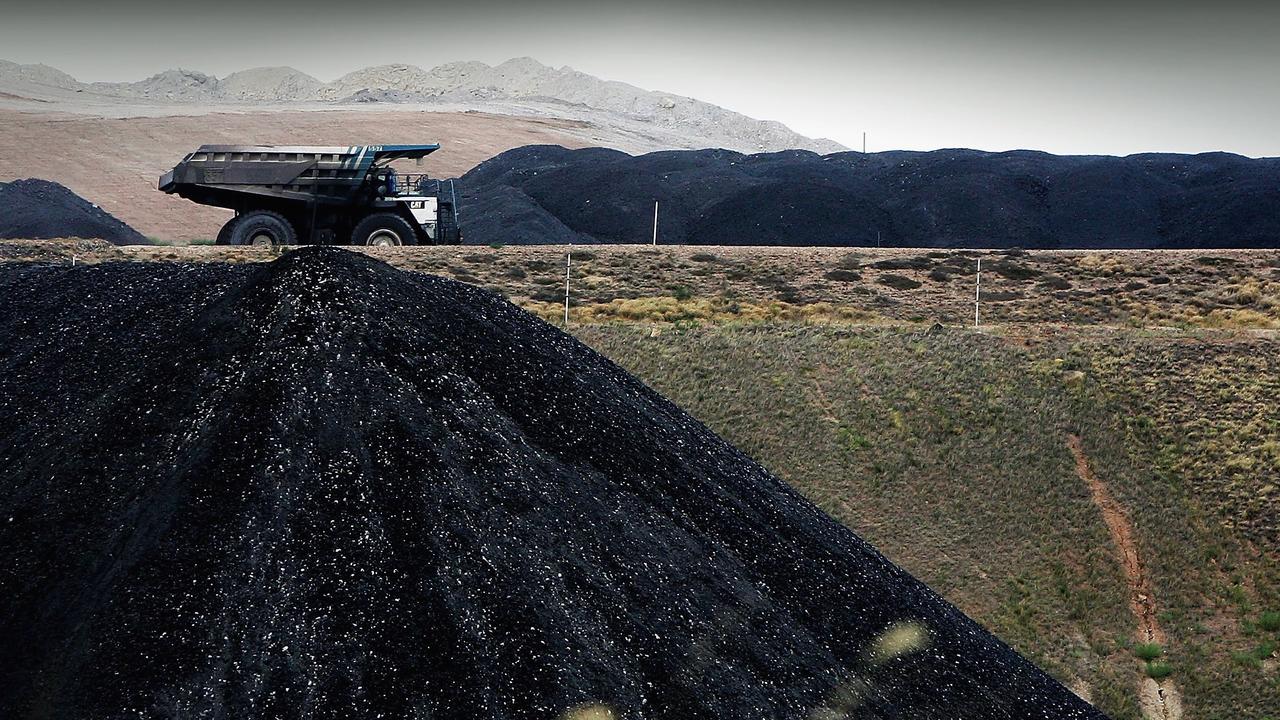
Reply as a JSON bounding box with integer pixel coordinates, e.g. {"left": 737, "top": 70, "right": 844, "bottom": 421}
{"left": 0, "top": 178, "right": 149, "bottom": 244}
{"left": 0, "top": 248, "right": 1106, "bottom": 719}
{"left": 459, "top": 145, "right": 1280, "bottom": 248}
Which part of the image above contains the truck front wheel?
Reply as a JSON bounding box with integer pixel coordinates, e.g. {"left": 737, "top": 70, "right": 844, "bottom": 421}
{"left": 230, "top": 211, "right": 296, "bottom": 247}
{"left": 352, "top": 213, "right": 416, "bottom": 247}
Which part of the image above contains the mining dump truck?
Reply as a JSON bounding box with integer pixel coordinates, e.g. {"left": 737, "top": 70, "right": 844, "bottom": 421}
{"left": 159, "top": 145, "right": 461, "bottom": 246}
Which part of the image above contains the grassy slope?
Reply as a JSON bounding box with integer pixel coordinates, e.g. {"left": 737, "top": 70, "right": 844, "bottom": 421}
{"left": 77, "top": 242, "right": 1280, "bottom": 330}
{"left": 575, "top": 326, "right": 1279, "bottom": 720}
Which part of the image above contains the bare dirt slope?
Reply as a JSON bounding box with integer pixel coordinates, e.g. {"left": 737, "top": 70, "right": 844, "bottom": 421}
{"left": 0, "top": 109, "right": 594, "bottom": 241}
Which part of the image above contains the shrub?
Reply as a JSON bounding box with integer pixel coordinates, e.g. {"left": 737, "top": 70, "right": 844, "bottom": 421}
{"left": 689, "top": 252, "right": 718, "bottom": 262}
{"left": 1040, "top": 275, "right": 1072, "bottom": 290}
{"left": 1259, "top": 611, "right": 1280, "bottom": 633}
{"left": 825, "top": 269, "right": 862, "bottom": 282}
{"left": 1231, "top": 652, "right": 1259, "bottom": 669}
{"left": 462, "top": 253, "right": 496, "bottom": 264}
{"left": 530, "top": 286, "right": 564, "bottom": 303}
{"left": 872, "top": 256, "right": 932, "bottom": 271}
{"left": 991, "top": 260, "right": 1041, "bottom": 281}
{"left": 979, "top": 290, "right": 1023, "bottom": 302}
{"left": 838, "top": 426, "right": 872, "bottom": 451}
{"left": 878, "top": 274, "right": 923, "bottom": 290}
{"left": 836, "top": 253, "right": 863, "bottom": 270}
{"left": 1145, "top": 661, "right": 1173, "bottom": 680}
{"left": 928, "top": 269, "right": 952, "bottom": 282}
{"left": 1195, "top": 255, "right": 1233, "bottom": 266}
{"left": 488, "top": 242, "right": 505, "bottom": 249}
{"left": 504, "top": 266, "right": 527, "bottom": 279}
{"left": 1133, "top": 643, "right": 1162, "bottom": 661}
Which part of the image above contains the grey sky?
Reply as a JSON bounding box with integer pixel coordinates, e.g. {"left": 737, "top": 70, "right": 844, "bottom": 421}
{"left": 2, "top": 0, "right": 1277, "bottom": 156}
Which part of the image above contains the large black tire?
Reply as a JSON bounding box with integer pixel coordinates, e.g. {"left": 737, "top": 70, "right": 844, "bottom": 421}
{"left": 352, "top": 213, "right": 417, "bottom": 247}
{"left": 214, "top": 216, "right": 240, "bottom": 246}
{"left": 229, "top": 211, "right": 296, "bottom": 247}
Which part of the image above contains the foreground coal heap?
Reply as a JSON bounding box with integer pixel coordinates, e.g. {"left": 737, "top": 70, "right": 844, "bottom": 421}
{"left": 0, "top": 247, "right": 1105, "bottom": 719}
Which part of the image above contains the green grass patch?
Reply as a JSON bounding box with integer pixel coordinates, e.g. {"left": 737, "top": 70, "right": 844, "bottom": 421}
{"left": 1133, "top": 642, "right": 1163, "bottom": 661}
{"left": 1259, "top": 610, "right": 1280, "bottom": 632}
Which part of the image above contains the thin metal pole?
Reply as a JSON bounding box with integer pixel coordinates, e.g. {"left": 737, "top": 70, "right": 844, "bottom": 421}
{"left": 564, "top": 249, "right": 572, "bottom": 325}
{"left": 974, "top": 257, "right": 982, "bottom": 330}
{"left": 652, "top": 201, "right": 659, "bottom": 245}
{"left": 863, "top": 132, "right": 867, "bottom": 154}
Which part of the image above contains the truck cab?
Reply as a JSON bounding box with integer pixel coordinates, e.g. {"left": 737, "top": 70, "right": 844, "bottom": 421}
{"left": 367, "top": 170, "right": 459, "bottom": 245}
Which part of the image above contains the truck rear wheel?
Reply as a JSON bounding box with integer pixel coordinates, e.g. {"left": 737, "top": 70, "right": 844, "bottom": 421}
{"left": 230, "top": 211, "right": 296, "bottom": 247}
{"left": 352, "top": 213, "right": 416, "bottom": 247}
{"left": 215, "top": 216, "right": 240, "bottom": 246}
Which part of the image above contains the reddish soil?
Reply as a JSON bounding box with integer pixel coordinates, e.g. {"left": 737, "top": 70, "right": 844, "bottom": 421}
{"left": 1068, "top": 434, "right": 1181, "bottom": 720}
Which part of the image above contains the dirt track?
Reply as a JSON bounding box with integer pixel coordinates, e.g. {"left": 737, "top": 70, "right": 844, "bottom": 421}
{"left": 1068, "top": 435, "right": 1181, "bottom": 720}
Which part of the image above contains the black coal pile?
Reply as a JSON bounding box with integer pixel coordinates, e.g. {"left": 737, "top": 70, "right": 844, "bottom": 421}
{"left": 0, "top": 247, "right": 1106, "bottom": 719}
{"left": 0, "top": 178, "right": 149, "bottom": 244}
{"left": 459, "top": 145, "right": 1280, "bottom": 248}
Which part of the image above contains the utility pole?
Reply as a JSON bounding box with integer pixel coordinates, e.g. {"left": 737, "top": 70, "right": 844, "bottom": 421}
{"left": 652, "top": 200, "right": 659, "bottom": 245}
{"left": 974, "top": 257, "right": 982, "bottom": 330}
{"left": 564, "top": 249, "right": 572, "bottom": 325}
